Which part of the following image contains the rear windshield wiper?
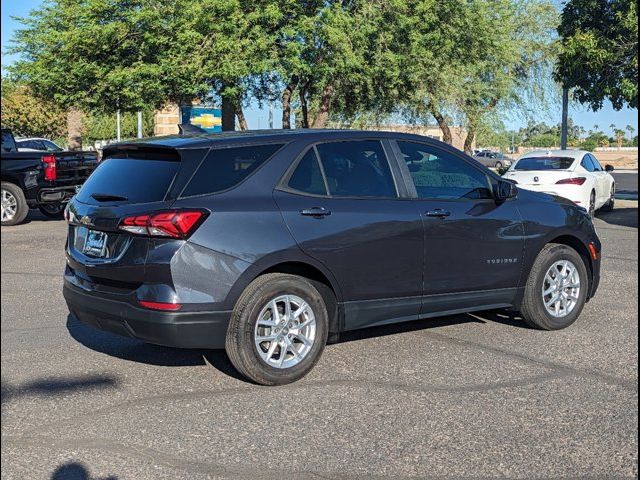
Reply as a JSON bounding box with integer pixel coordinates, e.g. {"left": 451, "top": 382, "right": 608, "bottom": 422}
{"left": 90, "top": 193, "right": 129, "bottom": 202}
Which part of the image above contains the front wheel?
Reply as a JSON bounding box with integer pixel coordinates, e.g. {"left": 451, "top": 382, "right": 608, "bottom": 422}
{"left": 519, "top": 243, "right": 589, "bottom": 330}
{"left": 38, "top": 202, "right": 66, "bottom": 219}
{"left": 225, "top": 273, "right": 329, "bottom": 385}
{"left": 600, "top": 184, "right": 615, "bottom": 212}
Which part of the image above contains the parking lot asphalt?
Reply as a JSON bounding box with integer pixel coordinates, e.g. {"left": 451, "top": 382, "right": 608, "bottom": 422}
{"left": 1, "top": 204, "right": 638, "bottom": 480}
{"left": 613, "top": 171, "right": 638, "bottom": 200}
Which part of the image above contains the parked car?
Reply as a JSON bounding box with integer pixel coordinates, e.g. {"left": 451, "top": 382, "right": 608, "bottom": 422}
{"left": 473, "top": 150, "right": 513, "bottom": 169}
{"left": 1, "top": 128, "right": 99, "bottom": 225}
{"left": 16, "top": 137, "right": 64, "bottom": 152}
{"left": 63, "top": 130, "right": 601, "bottom": 385}
{"left": 503, "top": 150, "right": 615, "bottom": 217}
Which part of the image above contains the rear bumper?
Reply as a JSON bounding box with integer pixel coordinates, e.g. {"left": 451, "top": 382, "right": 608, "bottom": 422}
{"left": 64, "top": 282, "right": 231, "bottom": 349}
{"left": 517, "top": 184, "right": 588, "bottom": 207}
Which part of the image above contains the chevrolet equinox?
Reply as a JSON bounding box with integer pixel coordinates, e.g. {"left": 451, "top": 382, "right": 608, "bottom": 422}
{"left": 64, "top": 130, "right": 601, "bottom": 385}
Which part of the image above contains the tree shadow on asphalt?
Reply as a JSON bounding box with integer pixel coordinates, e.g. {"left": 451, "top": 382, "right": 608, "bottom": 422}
{"left": 1, "top": 375, "right": 118, "bottom": 405}
{"left": 595, "top": 207, "right": 638, "bottom": 228}
{"left": 51, "top": 462, "right": 117, "bottom": 480}
{"left": 65, "top": 315, "right": 244, "bottom": 381}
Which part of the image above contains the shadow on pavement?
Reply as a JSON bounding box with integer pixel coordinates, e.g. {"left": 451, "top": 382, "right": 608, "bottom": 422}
{"left": 51, "top": 462, "right": 117, "bottom": 480}
{"left": 596, "top": 207, "right": 638, "bottom": 228}
{"left": 66, "top": 315, "right": 244, "bottom": 380}
{"left": 1, "top": 374, "right": 118, "bottom": 405}
{"left": 337, "top": 308, "right": 531, "bottom": 345}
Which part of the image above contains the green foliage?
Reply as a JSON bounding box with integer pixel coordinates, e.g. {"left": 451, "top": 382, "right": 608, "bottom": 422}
{"left": 0, "top": 77, "right": 66, "bottom": 138}
{"left": 556, "top": 0, "right": 638, "bottom": 110}
{"left": 83, "top": 110, "right": 155, "bottom": 143}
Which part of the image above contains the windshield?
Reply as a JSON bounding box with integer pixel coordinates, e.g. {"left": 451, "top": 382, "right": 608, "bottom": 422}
{"left": 514, "top": 156, "right": 575, "bottom": 171}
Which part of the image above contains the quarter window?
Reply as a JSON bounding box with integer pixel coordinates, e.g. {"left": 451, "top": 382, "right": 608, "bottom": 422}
{"left": 182, "top": 143, "right": 284, "bottom": 197}
{"left": 315, "top": 141, "right": 397, "bottom": 198}
{"left": 397, "top": 141, "right": 493, "bottom": 200}
{"left": 287, "top": 149, "right": 328, "bottom": 196}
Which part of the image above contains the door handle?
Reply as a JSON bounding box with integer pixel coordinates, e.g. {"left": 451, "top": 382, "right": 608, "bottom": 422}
{"left": 425, "top": 209, "right": 451, "bottom": 218}
{"left": 300, "top": 207, "right": 332, "bottom": 217}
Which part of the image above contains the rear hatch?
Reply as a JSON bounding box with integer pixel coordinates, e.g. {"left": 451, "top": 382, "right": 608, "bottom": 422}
{"left": 504, "top": 156, "right": 578, "bottom": 186}
{"left": 66, "top": 147, "right": 206, "bottom": 287}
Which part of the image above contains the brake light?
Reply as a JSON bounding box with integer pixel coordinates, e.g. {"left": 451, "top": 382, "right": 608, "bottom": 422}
{"left": 119, "top": 210, "right": 206, "bottom": 238}
{"left": 556, "top": 177, "right": 586, "bottom": 185}
{"left": 42, "top": 155, "right": 57, "bottom": 181}
{"left": 138, "top": 300, "right": 183, "bottom": 311}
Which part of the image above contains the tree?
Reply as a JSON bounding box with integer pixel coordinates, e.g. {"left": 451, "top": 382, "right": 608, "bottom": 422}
{"left": 0, "top": 78, "right": 66, "bottom": 140}
{"left": 556, "top": 0, "right": 638, "bottom": 110}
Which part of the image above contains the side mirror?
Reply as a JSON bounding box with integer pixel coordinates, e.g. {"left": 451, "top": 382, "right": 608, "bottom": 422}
{"left": 496, "top": 180, "right": 518, "bottom": 201}
{"left": 605, "top": 164, "right": 615, "bottom": 173}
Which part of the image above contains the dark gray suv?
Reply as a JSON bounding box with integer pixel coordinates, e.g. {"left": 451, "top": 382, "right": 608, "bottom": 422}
{"left": 64, "top": 130, "right": 601, "bottom": 385}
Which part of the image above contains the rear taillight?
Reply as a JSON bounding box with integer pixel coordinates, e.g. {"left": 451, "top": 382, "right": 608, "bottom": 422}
{"left": 119, "top": 210, "right": 206, "bottom": 238}
{"left": 556, "top": 177, "right": 586, "bottom": 185}
{"left": 42, "top": 155, "right": 57, "bottom": 181}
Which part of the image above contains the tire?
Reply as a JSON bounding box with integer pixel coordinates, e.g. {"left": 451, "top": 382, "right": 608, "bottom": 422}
{"left": 600, "top": 184, "right": 615, "bottom": 212}
{"left": 519, "top": 243, "right": 589, "bottom": 330}
{"left": 588, "top": 191, "right": 596, "bottom": 218}
{"left": 225, "top": 273, "right": 329, "bottom": 385}
{"left": 38, "top": 202, "right": 66, "bottom": 219}
{"left": 1, "top": 182, "right": 29, "bottom": 226}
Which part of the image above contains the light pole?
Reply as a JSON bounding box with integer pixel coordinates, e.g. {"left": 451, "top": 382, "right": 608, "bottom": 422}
{"left": 116, "top": 109, "right": 121, "bottom": 142}
{"left": 137, "top": 111, "right": 143, "bottom": 139}
{"left": 560, "top": 86, "right": 569, "bottom": 150}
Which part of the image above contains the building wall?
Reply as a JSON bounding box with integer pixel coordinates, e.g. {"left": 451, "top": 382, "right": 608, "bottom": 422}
{"left": 154, "top": 104, "right": 180, "bottom": 136}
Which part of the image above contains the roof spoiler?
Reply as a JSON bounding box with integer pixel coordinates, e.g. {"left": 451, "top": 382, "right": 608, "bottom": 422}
{"left": 178, "top": 123, "right": 207, "bottom": 135}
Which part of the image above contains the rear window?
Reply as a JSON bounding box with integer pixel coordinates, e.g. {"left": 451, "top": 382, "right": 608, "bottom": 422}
{"left": 76, "top": 157, "right": 180, "bottom": 204}
{"left": 181, "top": 144, "right": 284, "bottom": 197}
{"left": 2, "top": 131, "right": 17, "bottom": 153}
{"left": 514, "top": 156, "right": 575, "bottom": 171}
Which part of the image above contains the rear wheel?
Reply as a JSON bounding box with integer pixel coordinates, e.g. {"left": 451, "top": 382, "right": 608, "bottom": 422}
{"left": 1, "top": 182, "right": 29, "bottom": 226}
{"left": 38, "top": 202, "right": 66, "bottom": 219}
{"left": 225, "top": 273, "right": 328, "bottom": 385}
{"left": 520, "top": 243, "right": 589, "bottom": 330}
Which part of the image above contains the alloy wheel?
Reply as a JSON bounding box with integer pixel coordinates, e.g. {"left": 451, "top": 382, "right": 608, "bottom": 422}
{"left": 254, "top": 294, "right": 317, "bottom": 369}
{"left": 1, "top": 189, "right": 18, "bottom": 223}
{"left": 542, "top": 260, "right": 581, "bottom": 318}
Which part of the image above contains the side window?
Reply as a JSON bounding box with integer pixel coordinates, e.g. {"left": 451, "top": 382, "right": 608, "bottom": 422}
{"left": 589, "top": 154, "right": 603, "bottom": 171}
{"left": 581, "top": 155, "right": 596, "bottom": 172}
{"left": 397, "top": 141, "right": 494, "bottom": 200}
{"left": 287, "top": 149, "right": 328, "bottom": 196}
{"left": 42, "top": 140, "right": 61, "bottom": 152}
{"left": 181, "top": 143, "right": 284, "bottom": 197}
{"left": 315, "top": 140, "right": 397, "bottom": 198}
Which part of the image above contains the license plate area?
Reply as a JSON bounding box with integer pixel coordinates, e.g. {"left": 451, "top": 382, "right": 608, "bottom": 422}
{"left": 81, "top": 228, "right": 108, "bottom": 258}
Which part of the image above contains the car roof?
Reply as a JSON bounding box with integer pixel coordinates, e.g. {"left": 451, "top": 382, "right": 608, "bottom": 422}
{"left": 15, "top": 137, "right": 53, "bottom": 142}
{"left": 518, "top": 149, "right": 588, "bottom": 160}
{"left": 102, "top": 128, "right": 460, "bottom": 154}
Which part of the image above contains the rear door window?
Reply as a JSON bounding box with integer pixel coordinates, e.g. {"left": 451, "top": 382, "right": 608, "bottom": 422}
{"left": 181, "top": 143, "right": 284, "bottom": 197}
{"left": 315, "top": 140, "right": 397, "bottom": 198}
{"left": 581, "top": 155, "right": 596, "bottom": 172}
{"left": 76, "top": 157, "right": 180, "bottom": 205}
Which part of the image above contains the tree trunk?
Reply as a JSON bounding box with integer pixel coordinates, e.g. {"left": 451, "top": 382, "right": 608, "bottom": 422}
{"left": 235, "top": 104, "right": 248, "bottom": 130}
{"left": 281, "top": 76, "right": 298, "bottom": 129}
{"left": 299, "top": 81, "right": 310, "bottom": 128}
{"left": 463, "top": 123, "right": 477, "bottom": 155}
{"left": 221, "top": 94, "right": 235, "bottom": 131}
{"left": 311, "top": 84, "right": 334, "bottom": 129}
{"left": 67, "top": 108, "right": 83, "bottom": 150}
{"left": 429, "top": 105, "right": 453, "bottom": 145}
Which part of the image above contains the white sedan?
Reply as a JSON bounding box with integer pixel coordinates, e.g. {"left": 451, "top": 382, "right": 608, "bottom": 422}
{"left": 503, "top": 150, "right": 616, "bottom": 216}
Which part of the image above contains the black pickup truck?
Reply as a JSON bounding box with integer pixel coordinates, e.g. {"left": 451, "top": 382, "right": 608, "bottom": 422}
{"left": 1, "top": 128, "right": 99, "bottom": 226}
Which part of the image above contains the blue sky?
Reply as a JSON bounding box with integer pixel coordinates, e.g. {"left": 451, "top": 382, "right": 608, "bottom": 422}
{"left": 2, "top": 0, "right": 637, "bottom": 134}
